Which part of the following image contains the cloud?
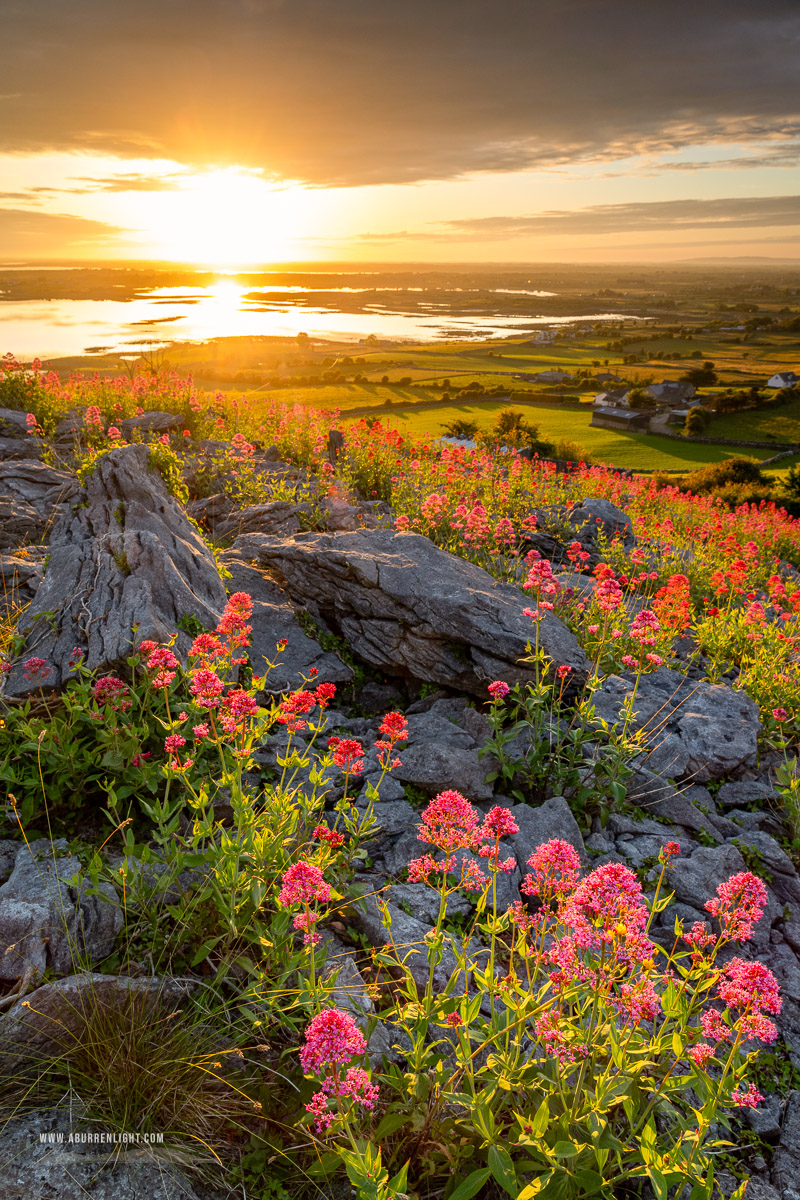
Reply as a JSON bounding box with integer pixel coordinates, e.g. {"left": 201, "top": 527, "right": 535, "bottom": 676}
{"left": 66, "top": 173, "right": 187, "bottom": 193}
{"left": 434, "top": 195, "right": 800, "bottom": 240}
{"left": 0, "top": 208, "right": 127, "bottom": 258}
{"left": 2, "top": 1, "right": 800, "bottom": 185}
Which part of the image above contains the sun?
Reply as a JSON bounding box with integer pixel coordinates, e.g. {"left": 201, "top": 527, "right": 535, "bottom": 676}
{"left": 134, "top": 167, "right": 309, "bottom": 267}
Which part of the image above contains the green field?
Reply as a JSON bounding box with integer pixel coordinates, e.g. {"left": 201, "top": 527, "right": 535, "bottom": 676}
{"left": 375, "top": 401, "right": 776, "bottom": 471}
{"left": 711, "top": 396, "right": 800, "bottom": 446}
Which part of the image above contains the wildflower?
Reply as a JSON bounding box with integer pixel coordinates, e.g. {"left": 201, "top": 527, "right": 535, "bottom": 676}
{"left": 688, "top": 1043, "right": 715, "bottom": 1068}
{"left": 299, "top": 1008, "right": 366, "bottom": 1074}
{"left": 718, "top": 958, "right": 781, "bottom": 1019}
{"left": 91, "top": 675, "right": 132, "bottom": 712}
{"left": 331, "top": 738, "right": 364, "bottom": 774}
{"left": 188, "top": 633, "right": 224, "bottom": 663}
{"left": 705, "top": 871, "right": 768, "bottom": 942}
{"left": 556, "top": 664, "right": 572, "bottom": 679}
{"left": 407, "top": 853, "right": 440, "bottom": 883}
{"left": 444, "top": 1012, "right": 462, "bottom": 1027}
{"left": 773, "top": 707, "right": 789, "bottom": 722}
{"left": 278, "top": 861, "right": 331, "bottom": 908}
{"left": 731, "top": 1083, "right": 765, "bottom": 1109}
{"left": 660, "top": 841, "right": 680, "bottom": 863}
{"left": 22, "top": 656, "right": 51, "bottom": 682}
{"left": 480, "top": 805, "right": 520, "bottom": 840}
{"left": 276, "top": 689, "right": 316, "bottom": 731}
{"left": 313, "top": 824, "right": 345, "bottom": 849}
{"left": 222, "top": 688, "right": 259, "bottom": 723}
{"left": 417, "top": 790, "right": 481, "bottom": 853}
{"left": 314, "top": 682, "right": 337, "bottom": 708}
{"left": 107, "top": 425, "right": 122, "bottom": 440}
{"left": 700, "top": 1007, "right": 730, "bottom": 1043}
{"left": 190, "top": 668, "right": 225, "bottom": 709}
{"left": 379, "top": 711, "right": 408, "bottom": 741}
{"left": 193, "top": 723, "right": 210, "bottom": 740}
{"left": 164, "top": 733, "right": 186, "bottom": 754}
{"left": 488, "top": 680, "right": 510, "bottom": 700}
{"left": 521, "top": 839, "right": 581, "bottom": 903}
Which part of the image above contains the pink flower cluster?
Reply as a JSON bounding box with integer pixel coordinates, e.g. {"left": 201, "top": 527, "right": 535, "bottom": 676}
{"left": 300, "top": 1009, "right": 378, "bottom": 1134}
{"left": 277, "top": 860, "right": 331, "bottom": 945}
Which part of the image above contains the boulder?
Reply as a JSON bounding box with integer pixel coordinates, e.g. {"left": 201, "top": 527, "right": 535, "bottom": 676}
{"left": 0, "top": 1106, "right": 201, "bottom": 1200}
{"left": 0, "top": 407, "right": 33, "bottom": 436}
{"left": 0, "top": 459, "right": 78, "bottom": 550}
{"left": 0, "top": 551, "right": 45, "bottom": 612}
{"left": 232, "top": 529, "right": 589, "bottom": 696}
{"left": 773, "top": 1089, "right": 800, "bottom": 1194}
{"left": 2, "top": 444, "right": 228, "bottom": 698}
{"left": 593, "top": 667, "right": 760, "bottom": 781}
{"left": 219, "top": 550, "right": 352, "bottom": 694}
{"left": 0, "top": 841, "right": 122, "bottom": 983}
{"left": 213, "top": 499, "right": 310, "bottom": 542}
{"left": 119, "top": 409, "right": 181, "bottom": 438}
{"left": 394, "top": 741, "right": 493, "bottom": 801}
{"left": 568, "top": 496, "right": 633, "bottom": 544}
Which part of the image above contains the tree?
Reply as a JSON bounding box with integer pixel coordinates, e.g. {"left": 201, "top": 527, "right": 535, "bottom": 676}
{"left": 684, "top": 406, "right": 710, "bottom": 436}
{"left": 486, "top": 408, "right": 554, "bottom": 455}
{"left": 681, "top": 361, "right": 717, "bottom": 386}
{"left": 626, "top": 387, "right": 657, "bottom": 411}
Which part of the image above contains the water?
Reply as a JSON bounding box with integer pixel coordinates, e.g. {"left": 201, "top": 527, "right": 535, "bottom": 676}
{"left": 0, "top": 278, "right": 642, "bottom": 359}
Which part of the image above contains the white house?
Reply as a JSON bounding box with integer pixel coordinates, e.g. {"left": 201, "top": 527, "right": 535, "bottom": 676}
{"left": 767, "top": 372, "right": 799, "bottom": 389}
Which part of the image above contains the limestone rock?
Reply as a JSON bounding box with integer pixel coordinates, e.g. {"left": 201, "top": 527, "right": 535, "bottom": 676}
{"left": 569, "top": 495, "right": 633, "bottom": 544}
{"left": 232, "top": 529, "right": 589, "bottom": 696}
{"left": 0, "top": 459, "right": 78, "bottom": 551}
{"left": 2, "top": 444, "right": 227, "bottom": 698}
{"left": 0, "top": 551, "right": 45, "bottom": 612}
{"left": 119, "top": 409, "right": 181, "bottom": 438}
{"left": 213, "top": 499, "right": 310, "bottom": 542}
{"left": 594, "top": 667, "right": 760, "bottom": 781}
{"left": 0, "top": 841, "right": 122, "bottom": 983}
{"left": 394, "top": 741, "right": 493, "bottom": 801}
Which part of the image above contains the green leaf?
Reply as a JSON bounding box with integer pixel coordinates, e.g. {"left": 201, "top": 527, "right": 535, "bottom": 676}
{"left": 446, "top": 1168, "right": 492, "bottom": 1200}
{"left": 190, "top": 934, "right": 224, "bottom": 966}
{"left": 375, "top": 1112, "right": 409, "bottom": 1139}
{"left": 488, "top": 1145, "right": 517, "bottom": 1197}
{"left": 532, "top": 1096, "right": 550, "bottom": 1137}
{"left": 552, "top": 1141, "right": 580, "bottom": 1158}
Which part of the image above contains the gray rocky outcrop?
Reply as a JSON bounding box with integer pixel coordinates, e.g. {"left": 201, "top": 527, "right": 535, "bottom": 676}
{"left": 0, "top": 459, "right": 79, "bottom": 550}
{"left": 0, "top": 1105, "right": 202, "bottom": 1200}
{"left": 0, "top": 841, "right": 122, "bottom": 983}
{"left": 2, "top": 444, "right": 228, "bottom": 697}
{"left": 232, "top": 528, "right": 589, "bottom": 696}
{"left": 0, "top": 550, "right": 45, "bottom": 613}
{"left": 119, "top": 409, "right": 181, "bottom": 438}
{"left": 213, "top": 499, "right": 310, "bottom": 542}
{"left": 594, "top": 667, "right": 760, "bottom": 781}
{"left": 568, "top": 496, "right": 633, "bottom": 544}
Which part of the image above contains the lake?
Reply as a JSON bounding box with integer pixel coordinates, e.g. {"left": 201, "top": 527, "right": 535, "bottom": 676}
{"left": 0, "top": 277, "right": 645, "bottom": 359}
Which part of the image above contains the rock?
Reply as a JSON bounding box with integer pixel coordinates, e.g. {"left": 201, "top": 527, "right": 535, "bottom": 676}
{"left": 0, "top": 839, "right": 20, "bottom": 881}
{"left": 731, "top": 831, "right": 800, "bottom": 907}
{"left": 325, "top": 497, "right": 391, "bottom": 532}
{"left": 594, "top": 668, "right": 760, "bottom": 781}
{"left": 394, "top": 742, "right": 493, "bottom": 801}
{"left": 0, "top": 1105, "right": 202, "bottom": 1199}
{"left": 0, "top": 972, "right": 197, "bottom": 1070}
{"left": 0, "top": 407, "right": 33, "bottom": 436}
{"left": 568, "top": 496, "right": 633, "bottom": 544}
{"left": 0, "top": 459, "right": 79, "bottom": 551}
{"left": 368, "top": 800, "right": 418, "bottom": 835}
{"left": 2, "top": 444, "right": 228, "bottom": 698}
{"left": 119, "top": 409, "right": 181, "bottom": 438}
{"left": 627, "top": 770, "right": 728, "bottom": 839}
{"left": 380, "top": 828, "right": 424, "bottom": 876}
{"left": 717, "top": 779, "right": 780, "bottom": 808}
{"left": 773, "top": 1089, "right": 800, "bottom": 1193}
{"left": 219, "top": 550, "right": 352, "bottom": 694}
{"left": 0, "top": 435, "right": 42, "bottom": 461}
{"left": 387, "top": 882, "right": 472, "bottom": 925}
{"left": 213, "top": 500, "right": 311, "bottom": 542}
{"left": 0, "top": 551, "right": 45, "bottom": 613}
{"left": 356, "top": 679, "right": 406, "bottom": 715}
{"left": 743, "top": 1180, "right": 782, "bottom": 1200}
{"left": 0, "top": 841, "right": 122, "bottom": 983}
{"left": 345, "top": 893, "right": 486, "bottom": 993}
{"left": 232, "top": 529, "right": 589, "bottom": 696}
{"left": 356, "top": 773, "right": 407, "bottom": 805}
{"left": 509, "top": 796, "right": 586, "bottom": 871}
{"left": 185, "top": 492, "right": 237, "bottom": 531}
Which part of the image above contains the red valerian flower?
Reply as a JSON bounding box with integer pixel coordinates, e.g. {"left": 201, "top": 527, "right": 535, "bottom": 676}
{"left": 417, "top": 790, "right": 481, "bottom": 853}
{"left": 704, "top": 871, "right": 768, "bottom": 942}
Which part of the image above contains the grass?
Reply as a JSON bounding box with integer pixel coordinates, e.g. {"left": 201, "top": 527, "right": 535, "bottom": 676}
{"left": 371, "top": 400, "right": 777, "bottom": 471}
{"left": 711, "top": 395, "right": 800, "bottom": 445}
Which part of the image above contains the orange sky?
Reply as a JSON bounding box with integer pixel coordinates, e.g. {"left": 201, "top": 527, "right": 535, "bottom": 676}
{"left": 1, "top": 1, "right": 799, "bottom": 265}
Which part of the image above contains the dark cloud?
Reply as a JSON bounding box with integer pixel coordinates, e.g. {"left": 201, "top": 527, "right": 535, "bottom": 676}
{"left": 435, "top": 195, "right": 800, "bottom": 240}
{"left": 2, "top": 1, "right": 799, "bottom": 185}
{"left": 0, "top": 208, "right": 127, "bottom": 257}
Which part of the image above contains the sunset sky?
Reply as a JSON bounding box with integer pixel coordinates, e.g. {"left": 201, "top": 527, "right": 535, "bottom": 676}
{"left": 3, "top": 0, "right": 800, "bottom": 265}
